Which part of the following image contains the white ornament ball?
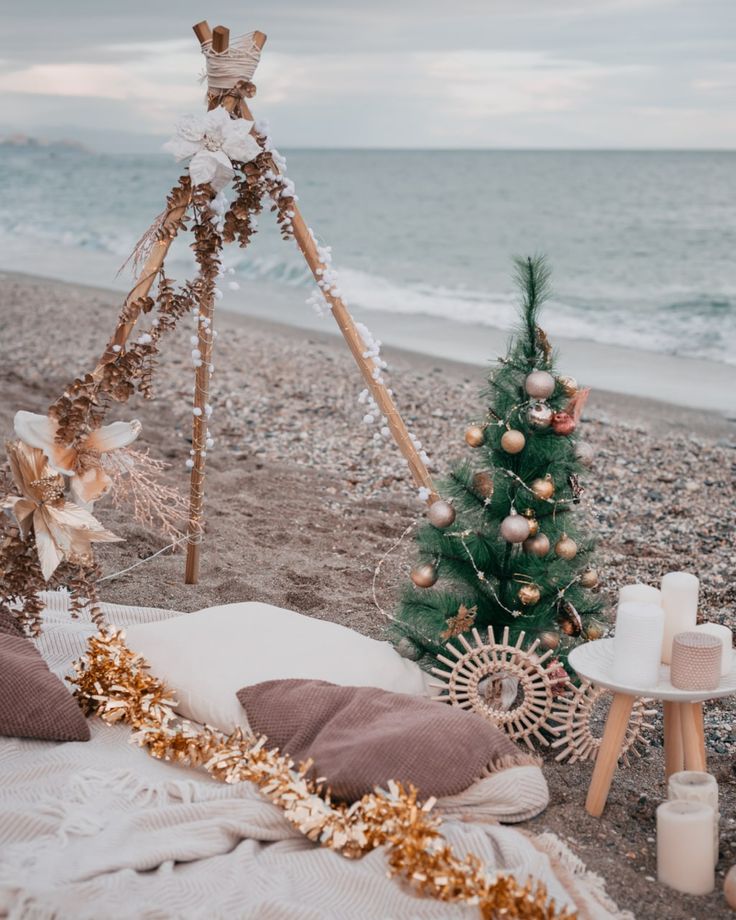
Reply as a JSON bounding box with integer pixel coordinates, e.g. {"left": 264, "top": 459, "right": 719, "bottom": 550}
{"left": 427, "top": 500, "right": 456, "bottom": 529}
{"left": 525, "top": 370, "right": 556, "bottom": 399}
{"left": 396, "top": 636, "right": 423, "bottom": 661}
{"left": 500, "top": 514, "right": 531, "bottom": 544}
{"left": 575, "top": 441, "right": 595, "bottom": 467}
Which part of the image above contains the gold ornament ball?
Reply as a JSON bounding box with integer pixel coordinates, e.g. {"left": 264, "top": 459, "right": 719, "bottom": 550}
{"left": 585, "top": 622, "right": 604, "bottom": 641}
{"left": 501, "top": 429, "right": 526, "bottom": 454}
{"left": 524, "top": 370, "right": 556, "bottom": 399}
{"left": 527, "top": 401, "right": 554, "bottom": 429}
{"left": 427, "top": 499, "right": 456, "bottom": 529}
{"left": 558, "top": 375, "right": 578, "bottom": 397}
{"left": 411, "top": 563, "right": 438, "bottom": 588}
{"left": 555, "top": 533, "right": 578, "bottom": 560}
{"left": 539, "top": 630, "right": 560, "bottom": 651}
{"left": 472, "top": 471, "right": 495, "bottom": 499}
{"left": 523, "top": 511, "right": 539, "bottom": 537}
{"left": 464, "top": 425, "right": 485, "bottom": 448}
{"left": 523, "top": 532, "right": 551, "bottom": 557}
{"left": 724, "top": 865, "right": 736, "bottom": 910}
{"left": 580, "top": 569, "right": 599, "bottom": 588}
{"left": 500, "top": 513, "right": 531, "bottom": 543}
{"left": 518, "top": 583, "right": 541, "bottom": 606}
{"left": 531, "top": 475, "right": 555, "bottom": 501}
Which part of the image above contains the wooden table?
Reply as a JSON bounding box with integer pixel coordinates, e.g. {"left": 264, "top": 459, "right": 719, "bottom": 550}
{"left": 568, "top": 639, "right": 736, "bottom": 817}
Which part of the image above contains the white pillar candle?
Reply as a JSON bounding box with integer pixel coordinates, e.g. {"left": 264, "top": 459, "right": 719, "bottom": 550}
{"left": 668, "top": 771, "right": 719, "bottom": 866}
{"left": 693, "top": 623, "right": 733, "bottom": 676}
{"left": 661, "top": 572, "right": 699, "bottom": 664}
{"left": 612, "top": 602, "right": 664, "bottom": 688}
{"left": 657, "top": 801, "right": 714, "bottom": 894}
{"left": 619, "top": 583, "right": 662, "bottom": 606}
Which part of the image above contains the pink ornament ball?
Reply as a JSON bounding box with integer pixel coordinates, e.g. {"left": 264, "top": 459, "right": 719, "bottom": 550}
{"left": 500, "top": 514, "right": 531, "bottom": 544}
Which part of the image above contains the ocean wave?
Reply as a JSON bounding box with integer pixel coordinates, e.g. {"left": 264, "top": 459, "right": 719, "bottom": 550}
{"left": 0, "top": 224, "right": 734, "bottom": 367}
{"left": 225, "top": 254, "right": 736, "bottom": 366}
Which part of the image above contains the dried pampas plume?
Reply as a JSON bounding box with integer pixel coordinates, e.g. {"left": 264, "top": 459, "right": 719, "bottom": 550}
{"left": 101, "top": 448, "right": 187, "bottom": 542}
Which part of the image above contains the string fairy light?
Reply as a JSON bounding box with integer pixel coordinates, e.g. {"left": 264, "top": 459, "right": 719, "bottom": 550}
{"left": 371, "top": 521, "right": 417, "bottom": 620}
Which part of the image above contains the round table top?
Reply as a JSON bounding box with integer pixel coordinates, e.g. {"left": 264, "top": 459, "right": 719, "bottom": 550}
{"left": 568, "top": 638, "right": 736, "bottom": 702}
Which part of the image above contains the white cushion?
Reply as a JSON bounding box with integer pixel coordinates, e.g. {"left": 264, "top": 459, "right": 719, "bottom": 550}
{"left": 125, "top": 602, "right": 429, "bottom": 734}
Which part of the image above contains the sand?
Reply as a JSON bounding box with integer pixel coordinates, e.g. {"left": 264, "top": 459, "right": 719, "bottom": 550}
{"left": 1, "top": 272, "right": 735, "bottom": 918}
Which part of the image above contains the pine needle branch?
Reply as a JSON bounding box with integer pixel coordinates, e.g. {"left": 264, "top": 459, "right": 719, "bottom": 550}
{"left": 512, "top": 255, "right": 552, "bottom": 365}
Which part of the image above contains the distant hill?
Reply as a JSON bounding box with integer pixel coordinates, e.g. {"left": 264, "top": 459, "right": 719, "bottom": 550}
{"left": 0, "top": 133, "right": 91, "bottom": 153}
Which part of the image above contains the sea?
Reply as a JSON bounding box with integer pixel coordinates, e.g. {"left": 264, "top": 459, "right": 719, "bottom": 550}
{"left": 1, "top": 145, "right": 735, "bottom": 372}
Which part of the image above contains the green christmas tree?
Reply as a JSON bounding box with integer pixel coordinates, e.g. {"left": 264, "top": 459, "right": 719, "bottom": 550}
{"left": 391, "top": 256, "right": 603, "bottom": 670}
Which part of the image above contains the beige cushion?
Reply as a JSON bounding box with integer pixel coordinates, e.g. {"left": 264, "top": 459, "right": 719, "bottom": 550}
{"left": 125, "top": 602, "right": 428, "bottom": 734}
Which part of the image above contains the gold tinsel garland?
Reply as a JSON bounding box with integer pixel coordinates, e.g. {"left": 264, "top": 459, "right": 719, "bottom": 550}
{"left": 69, "top": 630, "right": 575, "bottom": 919}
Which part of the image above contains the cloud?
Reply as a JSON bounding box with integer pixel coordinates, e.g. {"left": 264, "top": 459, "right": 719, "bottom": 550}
{"left": 0, "top": 0, "right": 733, "bottom": 149}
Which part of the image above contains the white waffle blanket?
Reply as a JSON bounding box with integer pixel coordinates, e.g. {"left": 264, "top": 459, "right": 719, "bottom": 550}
{"left": 0, "top": 594, "right": 626, "bottom": 920}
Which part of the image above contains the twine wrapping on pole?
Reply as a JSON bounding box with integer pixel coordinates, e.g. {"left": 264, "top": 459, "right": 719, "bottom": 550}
{"left": 202, "top": 32, "right": 262, "bottom": 90}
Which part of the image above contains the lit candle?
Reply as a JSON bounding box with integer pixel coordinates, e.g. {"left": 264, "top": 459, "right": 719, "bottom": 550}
{"left": 618, "top": 583, "right": 662, "bottom": 606}
{"left": 660, "top": 572, "right": 699, "bottom": 664}
{"left": 657, "top": 801, "right": 714, "bottom": 894}
{"left": 668, "top": 771, "right": 719, "bottom": 866}
{"left": 693, "top": 623, "right": 733, "bottom": 676}
{"left": 612, "top": 602, "right": 664, "bottom": 688}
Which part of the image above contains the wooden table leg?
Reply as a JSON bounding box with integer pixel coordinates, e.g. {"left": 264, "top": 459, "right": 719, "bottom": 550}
{"left": 681, "top": 702, "right": 707, "bottom": 771}
{"left": 663, "top": 701, "right": 684, "bottom": 779}
{"left": 693, "top": 702, "right": 706, "bottom": 769}
{"left": 585, "top": 692, "right": 636, "bottom": 817}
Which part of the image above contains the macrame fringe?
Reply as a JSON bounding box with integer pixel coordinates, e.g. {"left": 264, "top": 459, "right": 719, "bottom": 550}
{"left": 475, "top": 753, "right": 544, "bottom": 779}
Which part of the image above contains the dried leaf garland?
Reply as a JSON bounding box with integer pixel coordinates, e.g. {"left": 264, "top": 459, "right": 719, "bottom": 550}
{"left": 4, "top": 146, "right": 284, "bottom": 622}
{"left": 69, "top": 629, "right": 574, "bottom": 920}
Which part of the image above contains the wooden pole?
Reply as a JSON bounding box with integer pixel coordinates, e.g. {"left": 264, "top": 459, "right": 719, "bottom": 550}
{"left": 211, "top": 25, "right": 230, "bottom": 53}
{"left": 92, "top": 199, "right": 191, "bottom": 379}
{"left": 185, "top": 22, "right": 435, "bottom": 584}
{"left": 184, "top": 24, "right": 231, "bottom": 584}
{"left": 183, "top": 275, "right": 217, "bottom": 584}
{"left": 288, "top": 211, "right": 435, "bottom": 496}
{"left": 192, "top": 20, "right": 212, "bottom": 44}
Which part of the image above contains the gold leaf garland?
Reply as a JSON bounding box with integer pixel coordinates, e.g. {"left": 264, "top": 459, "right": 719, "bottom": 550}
{"left": 69, "top": 629, "right": 574, "bottom": 919}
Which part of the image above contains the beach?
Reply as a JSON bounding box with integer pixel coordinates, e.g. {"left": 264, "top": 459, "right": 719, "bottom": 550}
{"left": 1, "top": 271, "right": 735, "bottom": 918}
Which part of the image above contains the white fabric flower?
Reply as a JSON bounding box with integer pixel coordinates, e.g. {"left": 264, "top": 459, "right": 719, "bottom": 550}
{"left": 14, "top": 411, "right": 141, "bottom": 509}
{"left": 163, "top": 107, "right": 261, "bottom": 191}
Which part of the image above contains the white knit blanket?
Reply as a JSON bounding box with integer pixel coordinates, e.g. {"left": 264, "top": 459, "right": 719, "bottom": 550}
{"left": 0, "top": 595, "right": 625, "bottom": 920}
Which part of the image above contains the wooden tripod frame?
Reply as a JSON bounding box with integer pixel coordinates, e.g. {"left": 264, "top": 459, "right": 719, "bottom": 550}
{"left": 96, "top": 21, "right": 436, "bottom": 584}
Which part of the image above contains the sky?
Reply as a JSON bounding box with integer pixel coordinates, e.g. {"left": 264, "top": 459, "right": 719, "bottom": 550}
{"left": 1, "top": 0, "right": 734, "bottom": 152}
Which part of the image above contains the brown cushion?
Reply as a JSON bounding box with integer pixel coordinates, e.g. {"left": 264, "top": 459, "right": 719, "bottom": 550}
{"left": 0, "top": 609, "right": 25, "bottom": 638}
{"left": 0, "top": 633, "right": 90, "bottom": 742}
{"left": 237, "top": 679, "right": 525, "bottom": 803}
